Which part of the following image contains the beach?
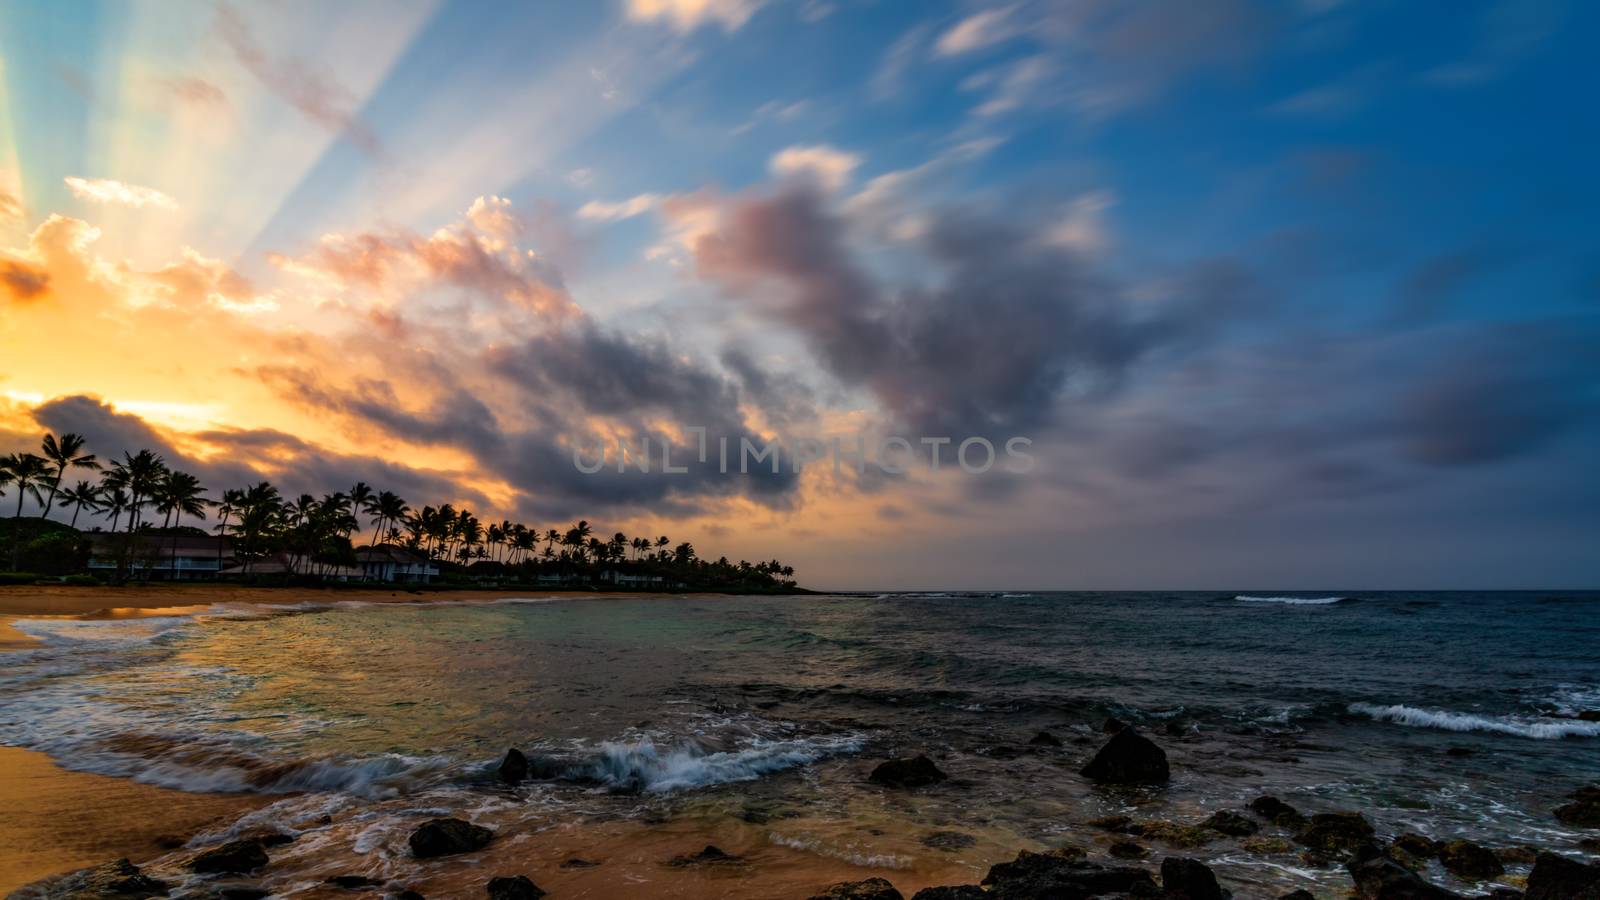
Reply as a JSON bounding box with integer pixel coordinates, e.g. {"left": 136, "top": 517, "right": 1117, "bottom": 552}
{"left": 2, "top": 589, "right": 1598, "bottom": 898}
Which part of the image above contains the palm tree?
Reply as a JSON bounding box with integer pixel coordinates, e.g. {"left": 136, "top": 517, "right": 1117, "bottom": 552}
{"left": 544, "top": 528, "right": 561, "bottom": 557}
{"left": 58, "top": 481, "right": 102, "bottom": 528}
{"left": 154, "top": 470, "right": 208, "bottom": 580}
{"left": 213, "top": 488, "right": 244, "bottom": 575}
{"left": 40, "top": 433, "right": 100, "bottom": 517}
{"left": 3, "top": 453, "right": 51, "bottom": 517}
{"left": 101, "top": 488, "right": 130, "bottom": 532}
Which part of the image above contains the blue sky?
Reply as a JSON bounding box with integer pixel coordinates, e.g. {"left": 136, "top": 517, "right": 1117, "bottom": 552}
{"left": 1, "top": 0, "right": 1597, "bottom": 588}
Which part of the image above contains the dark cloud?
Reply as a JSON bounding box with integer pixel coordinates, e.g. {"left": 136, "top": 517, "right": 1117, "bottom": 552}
{"left": 28, "top": 395, "right": 484, "bottom": 511}
{"left": 688, "top": 186, "right": 1234, "bottom": 437}
{"left": 214, "top": 2, "right": 380, "bottom": 156}
{"left": 1, "top": 259, "right": 50, "bottom": 301}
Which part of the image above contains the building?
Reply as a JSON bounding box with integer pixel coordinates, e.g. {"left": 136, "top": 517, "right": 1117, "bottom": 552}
{"left": 353, "top": 545, "right": 439, "bottom": 583}
{"left": 599, "top": 570, "right": 667, "bottom": 587}
{"left": 86, "top": 533, "right": 234, "bottom": 581}
{"left": 216, "top": 552, "right": 366, "bottom": 580}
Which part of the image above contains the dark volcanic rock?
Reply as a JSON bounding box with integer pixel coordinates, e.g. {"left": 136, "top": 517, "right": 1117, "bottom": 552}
{"left": 408, "top": 818, "right": 494, "bottom": 858}
{"left": 1347, "top": 844, "right": 1464, "bottom": 899}
{"left": 559, "top": 857, "right": 600, "bottom": 868}
{"left": 1390, "top": 832, "right": 1440, "bottom": 863}
{"left": 1494, "top": 846, "right": 1538, "bottom": 865}
{"left": 70, "top": 858, "right": 170, "bottom": 897}
{"left": 1249, "top": 796, "right": 1306, "bottom": 828}
{"left": 668, "top": 845, "right": 742, "bottom": 866}
{"left": 1202, "top": 810, "right": 1258, "bottom": 837}
{"left": 1279, "top": 892, "right": 1316, "bottom": 900}
{"left": 497, "top": 748, "right": 529, "bottom": 783}
{"left": 1080, "top": 728, "right": 1171, "bottom": 784}
{"left": 1555, "top": 785, "right": 1600, "bottom": 827}
{"left": 920, "top": 831, "right": 977, "bottom": 851}
{"left": 1161, "top": 857, "right": 1226, "bottom": 900}
{"left": 1438, "top": 840, "right": 1504, "bottom": 881}
{"left": 218, "top": 888, "right": 269, "bottom": 900}
{"left": 807, "top": 877, "right": 904, "bottom": 900}
{"left": 485, "top": 875, "right": 545, "bottom": 900}
{"left": 1103, "top": 717, "right": 1130, "bottom": 734}
{"left": 1293, "top": 812, "right": 1375, "bottom": 853}
{"left": 869, "top": 754, "right": 947, "bottom": 788}
{"left": 981, "top": 849, "right": 1160, "bottom": 899}
{"left": 1029, "top": 730, "right": 1064, "bottom": 747}
{"left": 325, "top": 875, "right": 383, "bottom": 889}
{"left": 910, "top": 888, "right": 986, "bottom": 900}
{"left": 393, "top": 891, "right": 426, "bottom": 900}
{"left": 1525, "top": 851, "right": 1600, "bottom": 900}
{"left": 190, "top": 840, "right": 269, "bottom": 875}
{"left": 1109, "top": 839, "right": 1148, "bottom": 859}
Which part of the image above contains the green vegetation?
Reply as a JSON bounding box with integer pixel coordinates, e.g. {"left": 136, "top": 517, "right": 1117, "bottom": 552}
{"left": 1, "top": 432, "right": 800, "bottom": 592}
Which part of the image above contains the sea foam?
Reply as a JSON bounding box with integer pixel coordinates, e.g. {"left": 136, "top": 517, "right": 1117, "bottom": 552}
{"left": 1236, "top": 595, "right": 1347, "bottom": 605}
{"left": 577, "top": 734, "right": 863, "bottom": 792}
{"left": 1350, "top": 703, "right": 1600, "bottom": 739}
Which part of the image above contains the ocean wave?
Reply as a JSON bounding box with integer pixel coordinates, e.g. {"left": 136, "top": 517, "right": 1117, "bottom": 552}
{"left": 573, "top": 734, "right": 863, "bottom": 793}
{"left": 10, "top": 614, "right": 201, "bottom": 646}
{"left": 1236, "top": 595, "right": 1348, "bottom": 605}
{"left": 1349, "top": 703, "right": 1600, "bottom": 739}
{"left": 769, "top": 833, "right": 912, "bottom": 869}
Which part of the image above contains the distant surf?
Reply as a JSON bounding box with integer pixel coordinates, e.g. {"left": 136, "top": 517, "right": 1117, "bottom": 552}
{"left": 1235, "top": 595, "right": 1349, "bottom": 605}
{"left": 1349, "top": 702, "right": 1600, "bottom": 739}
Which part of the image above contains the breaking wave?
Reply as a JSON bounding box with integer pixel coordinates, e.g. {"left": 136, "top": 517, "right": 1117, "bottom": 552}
{"left": 574, "top": 734, "right": 864, "bottom": 793}
{"left": 1349, "top": 703, "right": 1600, "bottom": 740}
{"left": 1236, "top": 595, "right": 1348, "bottom": 605}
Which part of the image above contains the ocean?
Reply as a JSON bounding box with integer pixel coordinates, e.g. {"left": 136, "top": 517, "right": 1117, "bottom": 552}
{"left": 3, "top": 591, "right": 1597, "bottom": 897}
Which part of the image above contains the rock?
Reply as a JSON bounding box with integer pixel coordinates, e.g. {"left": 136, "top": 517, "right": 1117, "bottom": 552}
{"left": 325, "top": 875, "right": 384, "bottom": 889}
{"left": 1103, "top": 717, "right": 1130, "bottom": 734}
{"left": 1109, "top": 839, "right": 1148, "bottom": 859}
{"left": 1438, "top": 840, "right": 1504, "bottom": 880}
{"left": 1080, "top": 728, "right": 1171, "bottom": 784}
{"left": 218, "top": 888, "right": 269, "bottom": 900}
{"left": 1391, "top": 832, "right": 1440, "bottom": 862}
{"left": 1029, "top": 731, "right": 1064, "bottom": 747}
{"left": 497, "top": 748, "right": 529, "bottom": 783}
{"left": 1525, "top": 852, "right": 1600, "bottom": 900}
{"left": 393, "top": 891, "right": 426, "bottom": 900}
{"left": 920, "top": 831, "right": 977, "bottom": 851}
{"left": 1088, "top": 815, "right": 1138, "bottom": 833}
{"left": 1580, "top": 711, "right": 1600, "bottom": 722}
{"left": 668, "top": 845, "right": 742, "bottom": 866}
{"left": 1555, "top": 785, "right": 1600, "bottom": 827}
{"left": 1347, "top": 844, "right": 1464, "bottom": 899}
{"left": 1241, "top": 837, "right": 1294, "bottom": 854}
{"left": 1249, "top": 796, "right": 1306, "bottom": 828}
{"left": 69, "top": 858, "right": 170, "bottom": 897}
{"left": 190, "top": 840, "right": 270, "bottom": 875}
{"left": 1161, "top": 857, "right": 1227, "bottom": 900}
{"left": 980, "top": 850, "right": 1160, "bottom": 899}
{"left": 1444, "top": 746, "right": 1475, "bottom": 757}
{"left": 1292, "top": 812, "right": 1375, "bottom": 853}
{"left": 869, "top": 755, "right": 947, "bottom": 788}
{"left": 1202, "top": 810, "right": 1257, "bottom": 837}
{"left": 485, "top": 875, "right": 545, "bottom": 900}
{"left": 807, "top": 877, "right": 904, "bottom": 900}
{"left": 1494, "top": 846, "right": 1538, "bottom": 865}
{"left": 407, "top": 818, "right": 494, "bottom": 858}
{"left": 910, "top": 888, "right": 986, "bottom": 900}
{"left": 1279, "top": 892, "right": 1316, "bottom": 900}
{"left": 559, "top": 857, "right": 599, "bottom": 868}
{"left": 1137, "top": 821, "right": 1218, "bottom": 848}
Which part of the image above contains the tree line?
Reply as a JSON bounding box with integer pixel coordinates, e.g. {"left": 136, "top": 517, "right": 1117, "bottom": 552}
{"left": 0, "top": 432, "right": 797, "bottom": 590}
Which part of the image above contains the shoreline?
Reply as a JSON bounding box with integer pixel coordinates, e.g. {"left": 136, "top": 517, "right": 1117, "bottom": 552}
{"left": 0, "top": 584, "right": 779, "bottom": 621}
{"left": 0, "top": 747, "right": 272, "bottom": 896}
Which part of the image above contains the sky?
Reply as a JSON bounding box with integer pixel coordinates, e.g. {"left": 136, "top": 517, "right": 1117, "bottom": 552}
{"left": 1, "top": 0, "right": 1597, "bottom": 590}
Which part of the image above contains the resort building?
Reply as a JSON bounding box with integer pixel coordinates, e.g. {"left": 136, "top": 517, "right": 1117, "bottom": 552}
{"left": 353, "top": 545, "right": 440, "bottom": 583}
{"left": 85, "top": 533, "right": 235, "bottom": 581}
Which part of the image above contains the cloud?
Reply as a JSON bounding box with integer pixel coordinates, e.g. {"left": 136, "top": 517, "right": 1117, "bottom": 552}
{"left": 679, "top": 185, "right": 1218, "bottom": 436}
{"left": 63, "top": 176, "right": 178, "bottom": 210}
{"left": 0, "top": 186, "right": 22, "bottom": 221}
{"left": 769, "top": 145, "right": 862, "bottom": 193}
{"left": 625, "top": 0, "right": 764, "bottom": 33}
{"left": 214, "top": 2, "right": 381, "bottom": 156}
{"left": 935, "top": 5, "right": 1022, "bottom": 57}
{"left": 1044, "top": 190, "right": 1117, "bottom": 257}
{"left": 164, "top": 75, "right": 228, "bottom": 109}
{"left": 577, "top": 193, "right": 662, "bottom": 222}
{"left": 1, "top": 260, "right": 50, "bottom": 302}
{"left": 269, "top": 197, "right": 576, "bottom": 321}
{"left": 870, "top": 24, "right": 930, "bottom": 101}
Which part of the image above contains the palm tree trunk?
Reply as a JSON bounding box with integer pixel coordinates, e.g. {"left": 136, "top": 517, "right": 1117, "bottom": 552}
{"left": 43, "top": 470, "right": 64, "bottom": 516}
{"left": 69, "top": 505, "right": 81, "bottom": 529}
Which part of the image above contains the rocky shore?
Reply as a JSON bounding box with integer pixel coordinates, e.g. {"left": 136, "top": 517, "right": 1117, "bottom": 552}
{"left": 14, "top": 722, "right": 1600, "bottom": 899}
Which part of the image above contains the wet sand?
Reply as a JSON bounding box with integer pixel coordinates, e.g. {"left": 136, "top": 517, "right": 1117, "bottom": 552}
{"left": 0, "top": 584, "right": 631, "bottom": 618}
{"left": 0, "top": 747, "right": 272, "bottom": 895}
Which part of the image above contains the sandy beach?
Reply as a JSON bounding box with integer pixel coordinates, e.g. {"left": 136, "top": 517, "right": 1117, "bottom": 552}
{"left": 0, "top": 584, "right": 622, "bottom": 618}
